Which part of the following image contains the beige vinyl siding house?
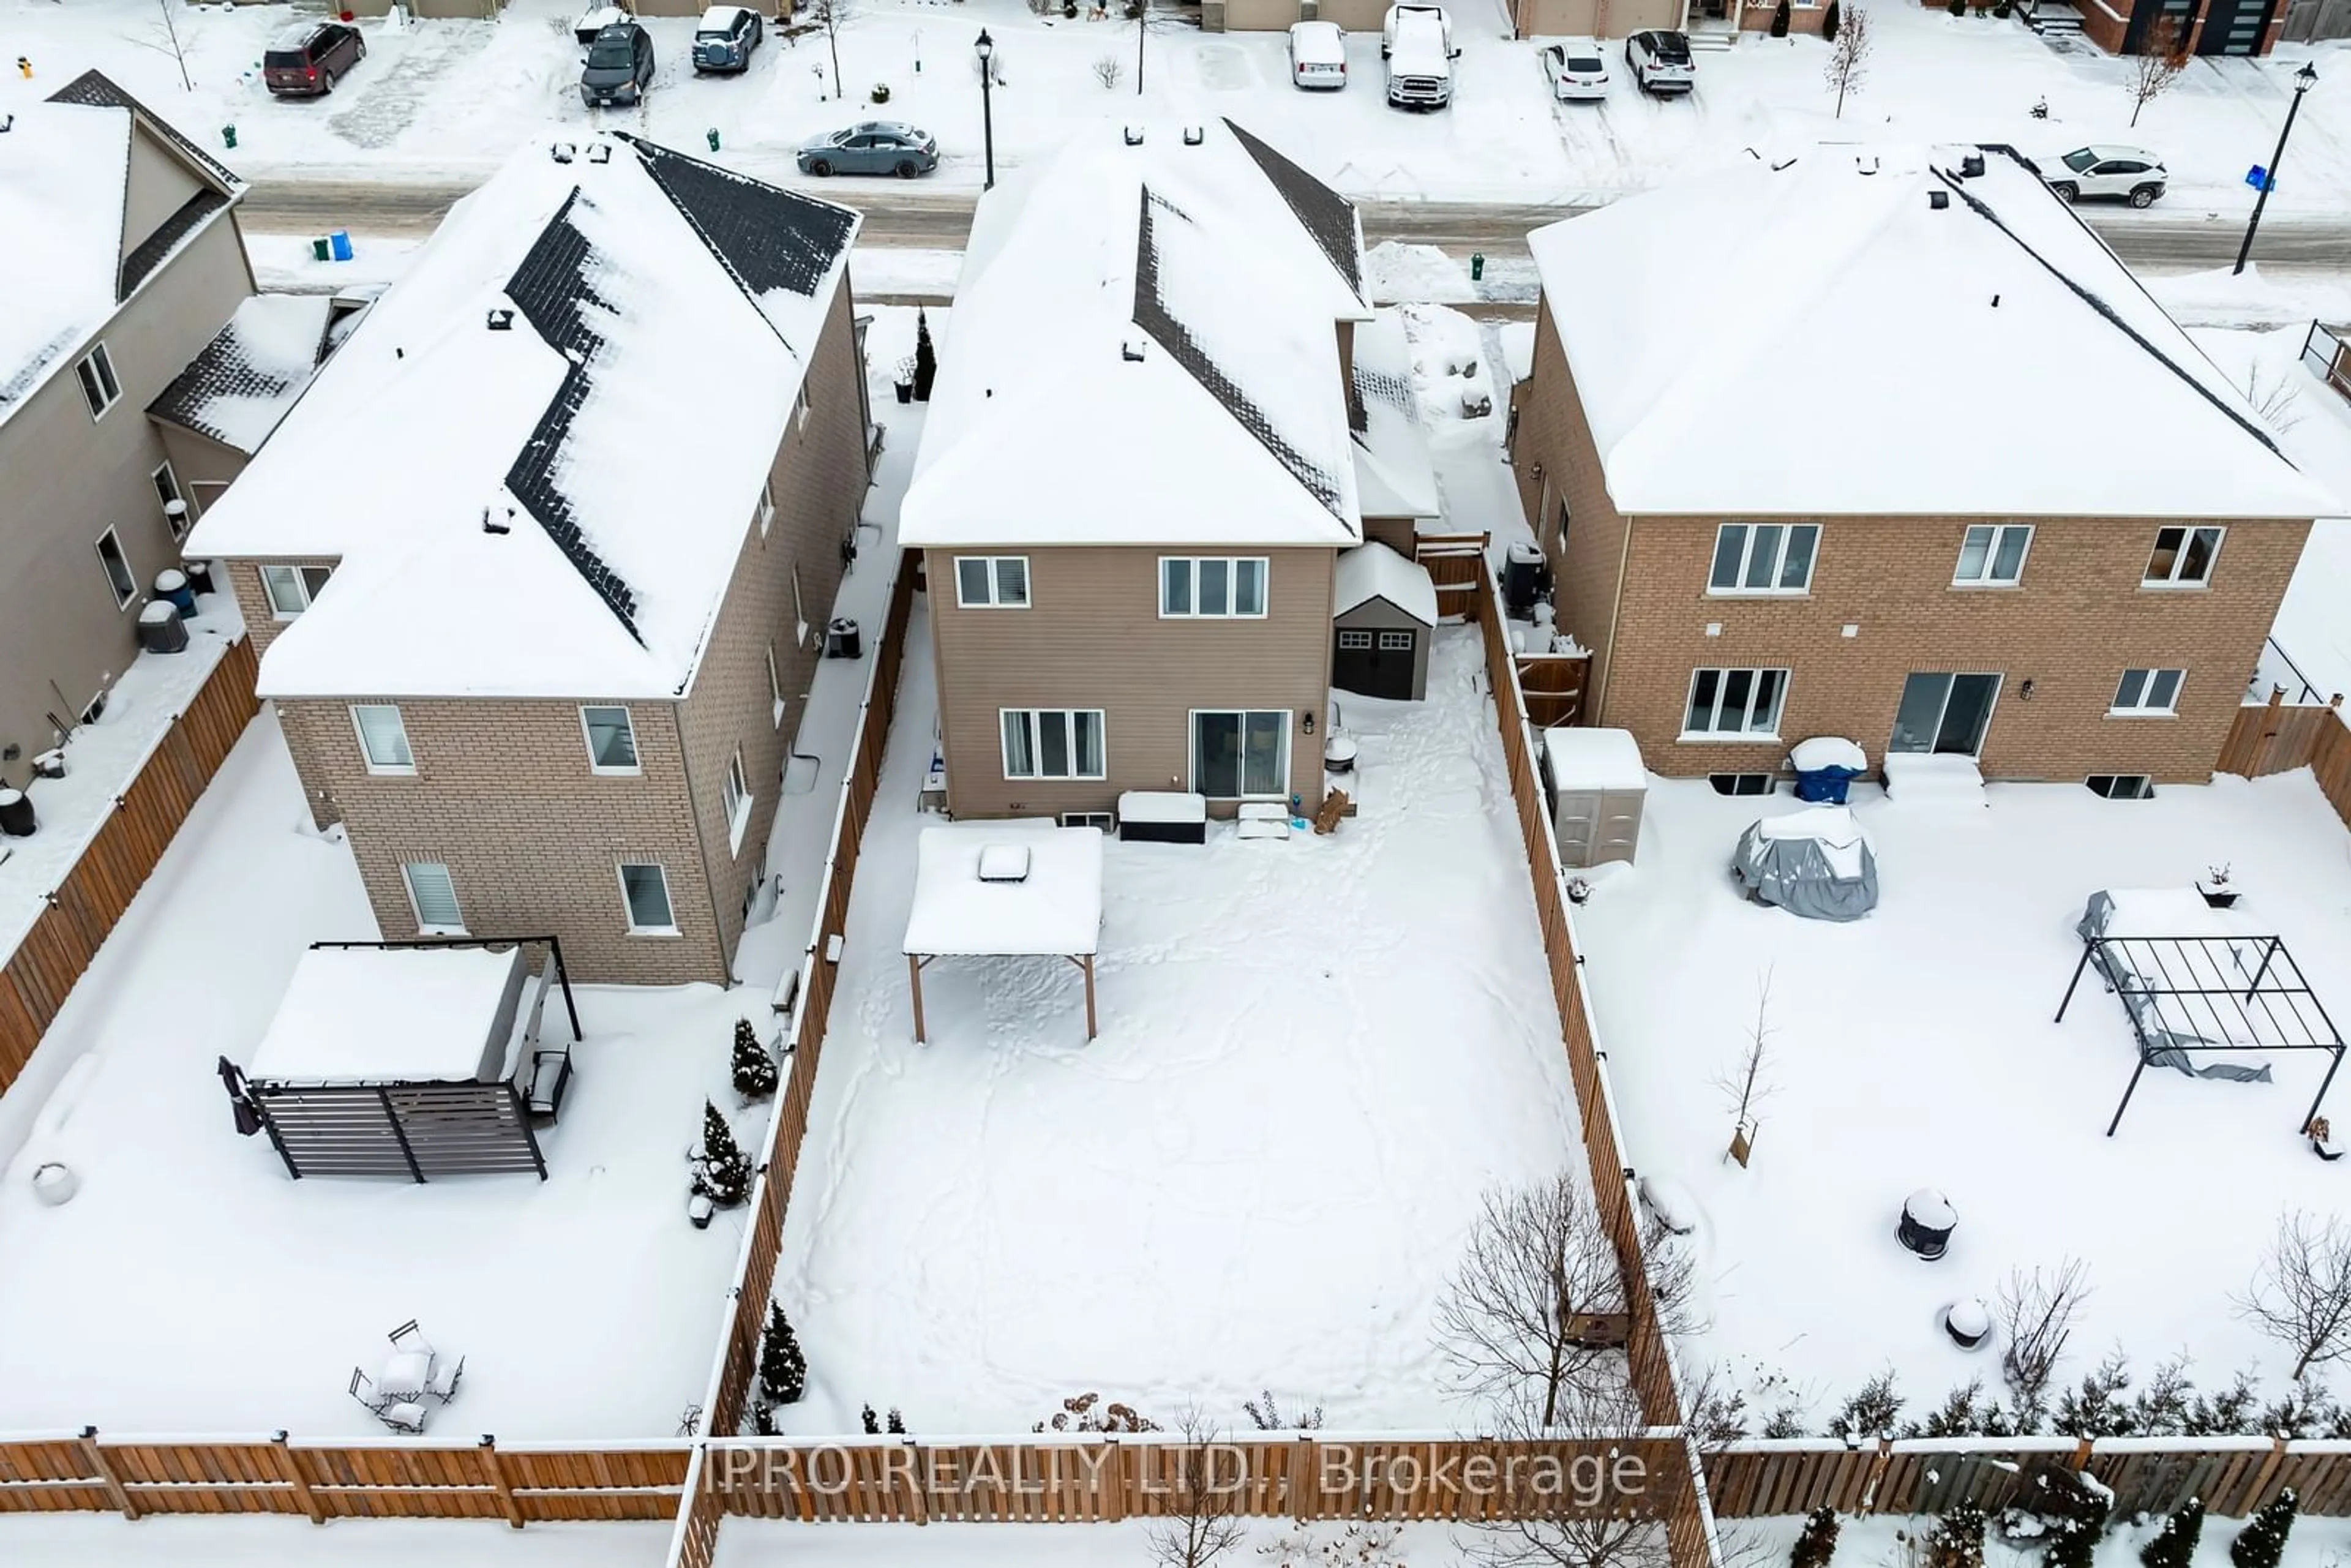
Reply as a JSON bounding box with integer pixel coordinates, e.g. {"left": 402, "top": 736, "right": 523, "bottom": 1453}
{"left": 1511, "top": 144, "right": 2338, "bottom": 789}
{"left": 902, "top": 121, "right": 1437, "bottom": 824}
{"left": 0, "top": 73, "right": 253, "bottom": 788}
{"left": 189, "top": 132, "right": 867, "bottom": 984}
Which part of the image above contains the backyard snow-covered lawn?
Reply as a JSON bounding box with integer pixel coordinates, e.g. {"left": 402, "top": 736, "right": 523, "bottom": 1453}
{"left": 0, "top": 713, "right": 760, "bottom": 1438}
{"left": 765, "top": 619, "right": 1584, "bottom": 1435}
{"left": 1577, "top": 768, "right": 2351, "bottom": 1428}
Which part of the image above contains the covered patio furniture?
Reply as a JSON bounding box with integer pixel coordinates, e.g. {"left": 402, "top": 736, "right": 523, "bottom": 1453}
{"left": 903, "top": 825, "right": 1106, "bottom": 1045}
{"left": 1731, "top": 806, "right": 1879, "bottom": 921}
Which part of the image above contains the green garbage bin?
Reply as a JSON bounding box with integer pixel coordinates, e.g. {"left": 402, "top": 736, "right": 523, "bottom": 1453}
{"left": 707, "top": 127, "right": 721, "bottom": 152}
{"left": 311, "top": 236, "right": 331, "bottom": 262}
{"left": 222, "top": 124, "right": 238, "bottom": 150}
{"left": 1471, "top": 252, "right": 1485, "bottom": 282}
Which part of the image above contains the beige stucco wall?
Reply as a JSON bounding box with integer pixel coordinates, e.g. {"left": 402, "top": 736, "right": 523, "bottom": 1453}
{"left": 152, "top": 423, "right": 252, "bottom": 525}
{"left": 926, "top": 543, "right": 1338, "bottom": 819}
{"left": 1515, "top": 0, "right": 1683, "bottom": 34}
{"left": 121, "top": 126, "right": 210, "bottom": 265}
{"left": 0, "top": 204, "right": 252, "bottom": 787}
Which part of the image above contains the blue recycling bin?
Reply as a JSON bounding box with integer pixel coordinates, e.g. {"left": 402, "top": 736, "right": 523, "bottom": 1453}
{"left": 329, "top": 230, "right": 354, "bottom": 262}
{"left": 1792, "top": 765, "right": 1861, "bottom": 804}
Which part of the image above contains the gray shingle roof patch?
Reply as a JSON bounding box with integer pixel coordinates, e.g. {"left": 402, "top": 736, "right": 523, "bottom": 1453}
{"left": 1133, "top": 186, "right": 1348, "bottom": 524}
{"left": 121, "top": 189, "right": 230, "bottom": 301}
{"left": 501, "top": 189, "right": 642, "bottom": 643}
{"left": 1351, "top": 360, "right": 1416, "bottom": 438}
{"left": 47, "top": 69, "right": 242, "bottom": 193}
{"left": 146, "top": 295, "right": 337, "bottom": 453}
{"left": 619, "top": 135, "right": 857, "bottom": 323}
{"left": 1221, "top": 118, "right": 1362, "bottom": 302}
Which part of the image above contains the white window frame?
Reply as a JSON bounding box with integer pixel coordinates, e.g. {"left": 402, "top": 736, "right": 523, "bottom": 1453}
{"left": 1707, "top": 523, "right": 1818, "bottom": 596}
{"left": 1952, "top": 523, "right": 2033, "bottom": 587}
{"left": 1682, "top": 667, "right": 1790, "bottom": 740}
{"left": 2110, "top": 667, "right": 2184, "bottom": 716}
{"left": 2087, "top": 774, "right": 2155, "bottom": 800}
{"left": 1337, "top": 629, "right": 1374, "bottom": 650}
{"left": 954, "top": 556, "right": 1032, "bottom": 609}
{"left": 350, "top": 704, "right": 416, "bottom": 775}
{"left": 77, "top": 342, "right": 121, "bottom": 420}
{"left": 793, "top": 565, "right": 811, "bottom": 648}
{"left": 402, "top": 862, "right": 465, "bottom": 935}
{"left": 757, "top": 479, "right": 776, "bottom": 538}
{"left": 1000, "top": 708, "right": 1108, "bottom": 781}
{"left": 722, "top": 747, "right": 753, "bottom": 854}
{"left": 94, "top": 527, "right": 137, "bottom": 610}
{"left": 261, "top": 563, "right": 334, "bottom": 618}
{"left": 1159, "top": 557, "right": 1270, "bottom": 619}
{"left": 618, "top": 863, "right": 680, "bottom": 936}
{"left": 795, "top": 381, "right": 813, "bottom": 432}
{"left": 152, "top": 462, "right": 187, "bottom": 535}
{"left": 2143, "top": 525, "right": 2225, "bottom": 588}
{"left": 767, "top": 645, "right": 787, "bottom": 729}
{"left": 1378, "top": 630, "right": 1415, "bottom": 651}
{"left": 579, "top": 705, "right": 640, "bottom": 775}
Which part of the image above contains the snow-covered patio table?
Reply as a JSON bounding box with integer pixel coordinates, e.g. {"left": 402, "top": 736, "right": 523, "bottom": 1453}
{"left": 902, "top": 825, "right": 1104, "bottom": 1045}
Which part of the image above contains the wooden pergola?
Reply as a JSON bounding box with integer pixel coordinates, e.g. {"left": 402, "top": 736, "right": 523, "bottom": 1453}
{"left": 902, "top": 825, "right": 1105, "bottom": 1046}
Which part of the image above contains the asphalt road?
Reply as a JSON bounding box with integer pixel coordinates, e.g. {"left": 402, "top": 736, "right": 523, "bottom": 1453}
{"left": 236, "top": 175, "right": 2351, "bottom": 271}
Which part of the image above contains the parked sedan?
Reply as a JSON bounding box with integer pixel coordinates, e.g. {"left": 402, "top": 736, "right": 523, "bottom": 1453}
{"left": 2045, "top": 144, "right": 2168, "bottom": 208}
{"left": 580, "top": 21, "right": 655, "bottom": 108}
{"left": 1288, "top": 21, "right": 1348, "bottom": 90}
{"left": 263, "top": 21, "right": 366, "bottom": 99}
{"left": 692, "top": 6, "right": 763, "bottom": 73}
{"left": 796, "top": 122, "right": 940, "bottom": 179}
{"left": 1625, "top": 29, "right": 1694, "bottom": 96}
{"left": 1540, "top": 37, "right": 1608, "bottom": 102}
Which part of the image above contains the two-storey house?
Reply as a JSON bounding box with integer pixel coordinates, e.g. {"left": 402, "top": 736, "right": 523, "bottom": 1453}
{"left": 1510, "top": 144, "right": 2339, "bottom": 795}
{"left": 904, "top": 119, "right": 1440, "bottom": 822}
{"left": 0, "top": 72, "right": 253, "bottom": 789}
{"left": 186, "top": 132, "right": 867, "bottom": 984}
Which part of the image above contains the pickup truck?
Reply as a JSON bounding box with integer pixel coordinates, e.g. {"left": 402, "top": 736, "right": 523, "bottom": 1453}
{"left": 1383, "top": 3, "right": 1457, "bottom": 110}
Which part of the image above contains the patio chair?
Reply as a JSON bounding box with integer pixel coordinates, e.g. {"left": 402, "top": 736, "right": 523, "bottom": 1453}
{"left": 348, "top": 1367, "right": 393, "bottom": 1419}
{"left": 378, "top": 1400, "right": 429, "bottom": 1435}
{"left": 426, "top": 1354, "right": 466, "bottom": 1404}
{"left": 388, "top": 1319, "right": 437, "bottom": 1356}
{"left": 523, "top": 1045, "right": 574, "bottom": 1124}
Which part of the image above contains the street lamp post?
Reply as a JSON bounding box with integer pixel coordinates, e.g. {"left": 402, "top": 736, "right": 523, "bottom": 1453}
{"left": 975, "top": 29, "right": 996, "bottom": 192}
{"left": 2235, "top": 61, "right": 2319, "bottom": 277}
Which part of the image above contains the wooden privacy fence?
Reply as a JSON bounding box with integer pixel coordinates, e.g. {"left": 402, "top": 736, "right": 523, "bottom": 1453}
{"left": 697, "top": 1434, "right": 1695, "bottom": 1526}
{"left": 0, "top": 636, "right": 259, "bottom": 1094}
{"left": 1706, "top": 1435, "right": 2351, "bottom": 1521}
{"left": 2217, "top": 691, "right": 2351, "bottom": 831}
{"left": 697, "top": 550, "right": 921, "bottom": 1444}
{"left": 1415, "top": 532, "right": 1488, "bottom": 623}
{"left": 0, "top": 1431, "right": 688, "bottom": 1522}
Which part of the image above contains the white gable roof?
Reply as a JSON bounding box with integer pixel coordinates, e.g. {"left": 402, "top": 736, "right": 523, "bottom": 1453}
{"left": 1335, "top": 541, "right": 1438, "bottom": 625}
{"left": 0, "top": 103, "right": 132, "bottom": 411}
{"left": 1527, "top": 145, "right": 2339, "bottom": 521}
{"left": 186, "top": 133, "right": 859, "bottom": 701}
{"left": 901, "top": 121, "right": 1370, "bottom": 551}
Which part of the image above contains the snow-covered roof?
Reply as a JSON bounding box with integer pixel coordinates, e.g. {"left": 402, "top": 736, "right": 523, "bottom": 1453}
{"left": 186, "top": 133, "right": 860, "bottom": 701}
{"left": 1333, "top": 541, "right": 1438, "bottom": 625}
{"left": 148, "top": 294, "right": 359, "bottom": 454}
{"left": 1527, "top": 144, "right": 2341, "bottom": 520}
{"left": 902, "top": 119, "right": 1370, "bottom": 550}
{"left": 248, "top": 945, "right": 523, "bottom": 1083}
{"left": 1543, "top": 726, "right": 1645, "bottom": 792}
{"left": 1351, "top": 309, "right": 1440, "bottom": 521}
{"left": 902, "top": 826, "right": 1104, "bottom": 958}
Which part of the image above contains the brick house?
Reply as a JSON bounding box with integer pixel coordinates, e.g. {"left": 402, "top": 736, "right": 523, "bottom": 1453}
{"left": 1509, "top": 144, "right": 2338, "bottom": 793}
{"left": 902, "top": 119, "right": 1439, "bottom": 822}
{"left": 0, "top": 72, "right": 254, "bottom": 790}
{"left": 186, "top": 133, "right": 868, "bottom": 983}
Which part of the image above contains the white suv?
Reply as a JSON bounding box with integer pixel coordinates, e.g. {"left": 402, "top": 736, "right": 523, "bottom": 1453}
{"left": 1625, "top": 29, "right": 1693, "bottom": 96}
{"left": 1541, "top": 38, "right": 1608, "bottom": 102}
{"left": 2044, "top": 144, "right": 2167, "bottom": 208}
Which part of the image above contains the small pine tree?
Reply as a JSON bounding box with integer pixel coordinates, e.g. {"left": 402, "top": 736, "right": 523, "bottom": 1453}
{"left": 1821, "top": 0, "right": 1841, "bottom": 39}
{"left": 1790, "top": 1506, "right": 1840, "bottom": 1568}
{"left": 731, "top": 1018, "right": 778, "bottom": 1100}
{"left": 695, "top": 1100, "right": 752, "bottom": 1207}
{"left": 2046, "top": 1517, "right": 2098, "bottom": 1568}
{"left": 887, "top": 1408, "right": 906, "bottom": 1434}
{"left": 2230, "top": 1490, "right": 2297, "bottom": 1568}
{"left": 913, "top": 309, "right": 937, "bottom": 403}
{"left": 861, "top": 1403, "right": 880, "bottom": 1434}
{"left": 1769, "top": 0, "right": 1791, "bottom": 34}
{"left": 757, "top": 1304, "right": 806, "bottom": 1404}
{"left": 2140, "top": 1498, "right": 2204, "bottom": 1568}
{"left": 1947, "top": 0, "right": 1965, "bottom": 13}
{"left": 1928, "top": 1504, "right": 1987, "bottom": 1568}
{"left": 749, "top": 1400, "right": 777, "bottom": 1436}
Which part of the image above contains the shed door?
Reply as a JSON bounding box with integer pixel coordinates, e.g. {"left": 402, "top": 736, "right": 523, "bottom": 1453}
{"left": 1335, "top": 627, "right": 1416, "bottom": 700}
{"left": 1592, "top": 788, "right": 1643, "bottom": 866}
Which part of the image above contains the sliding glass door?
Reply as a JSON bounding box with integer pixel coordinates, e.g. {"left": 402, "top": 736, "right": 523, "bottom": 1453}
{"left": 1191, "top": 711, "right": 1289, "bottom": 800}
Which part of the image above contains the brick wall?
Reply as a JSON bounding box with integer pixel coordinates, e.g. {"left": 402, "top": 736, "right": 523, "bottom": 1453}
{"left": 1512, "top": 302, "right": 1632, "bottom": 704}
{"left": 227, "top": 557, "right": 343, "bottom": 667}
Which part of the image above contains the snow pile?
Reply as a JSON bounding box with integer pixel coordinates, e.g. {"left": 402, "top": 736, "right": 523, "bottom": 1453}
{"left": 902, "top": 825, "right": 1103, "bottom": 958}
{"left": 1881, "top": 752, "right": 1987, "bottom": 808}
{"left": 1790, "top": 737, "right": 1868, "bottom": 774}
{"left": 246, "top": 944, "right": 522, "bottom": 1083}
{"left": 1335, "top": 541, "right": 1439, "bottom": 625}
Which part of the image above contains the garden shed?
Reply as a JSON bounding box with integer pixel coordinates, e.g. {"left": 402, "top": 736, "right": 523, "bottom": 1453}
{"left": 1332, "top": 542, "right": 1437, "bottom": 702}
{"left": 904, "top": 825, "right": 1106, "bottom": 1045}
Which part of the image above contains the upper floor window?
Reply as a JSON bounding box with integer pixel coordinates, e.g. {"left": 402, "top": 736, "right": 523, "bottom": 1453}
{"left": 722, "top": 748, "right": 753, "bottom": 853}
{"left": 2112, "top": 668, "right": 2184, "bottom": 716}
{"left": 152, "top": 463, "right": 189, "bottom": 537}
{"left": 77, "top": 343, "right": 121, "bottom": 419}
{"left": 1161, "top": 557, "right": 1269, "bottom": 618}
{"left": 2144, "top": 526, "right": 2223, "bottom": 587}
{"left": 757, "top": 480, "right": 776, "bottom": 538}
{"left": 94, "top": 528, "right": 137, "bottom": 609}
{"left": 1684, "top": 667, "right": 1789, "bottom": 739}
{"left": 1002, "top": 708, "right": 1106, "bottom": 780}
{"left": 1708, "top": 523, "right": 1817, "bottom": 595}
{"left": 619, "top": 863, "right": 678, "bottom": 935}
{"left": 351, "top": 704, "right": 415, "bottom": 774}
{"left": 767, "top": 645, "right": 787, "bottom": 729}
{"left": 956, "top": 555, "right": 1030, "bottom": 609}
{"left": 403, "top": 862, "right": 464, "bottom": 935}
{"left": 262, "top": 564, "right": 335, "bottom": 618}
{"left": 1954, "top": 524, "right": 2033, "bottom": 587}
{"left": 580, "top": 705, "right": 639, "bottom": 774}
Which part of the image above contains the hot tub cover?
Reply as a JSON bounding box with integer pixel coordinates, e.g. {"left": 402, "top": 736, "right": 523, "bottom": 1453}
{"left": 1731, "top": 806, "right": 1879, "bottom": 921}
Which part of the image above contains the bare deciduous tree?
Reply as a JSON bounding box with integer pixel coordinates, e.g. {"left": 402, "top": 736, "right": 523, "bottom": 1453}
{"left": 1147, "top": 1409, "right": 1247, "bottom": 1568}
{"left": 2237, "top": 1209, "right": 2351, "bottom": 1381}
{"left": 1461, "top": 1380, "right": 1670, "bottom": 1568}
{"left": 1438, "top": 1174, "right": 1627, "bottom": 1428}
{"left": 1822, "top": 4, "right": 1872, "bottom": 119}
{"left": 1242, "top": 1390, "right": 1324, "bottom": 1431}
{"left": 801, "top": 0, "right": 850, "bottom": 99}
{"left": 1092, "top": 53, "right": 1125, "bottom": 89}
{"left": 1711, "top": 973, "right": 1777, "bottom": 1164}
{"left": 1998, "top": 1258, "right": 2090, "bottom": 1411}
{"left": 2243, "top": 362, "right": 2306, "bottom": 435}
{"left": 2128, "top": 15, "right": 2189, "bottom": 129}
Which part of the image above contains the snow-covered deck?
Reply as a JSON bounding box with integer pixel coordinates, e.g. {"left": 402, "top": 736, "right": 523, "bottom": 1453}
{"left": 767, "top": 623, "right": 1585, "bottom": 1433}
{"left": 1575, "top": 770, "right": 2351, "bottom": 1425}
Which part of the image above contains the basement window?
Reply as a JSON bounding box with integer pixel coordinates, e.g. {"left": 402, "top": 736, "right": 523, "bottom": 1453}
{"left": 2086, "top": 775, "right": 2155, "bottom": 800}
{"left": 1709, "top": 773, "right": 1776, "bottom": 797}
